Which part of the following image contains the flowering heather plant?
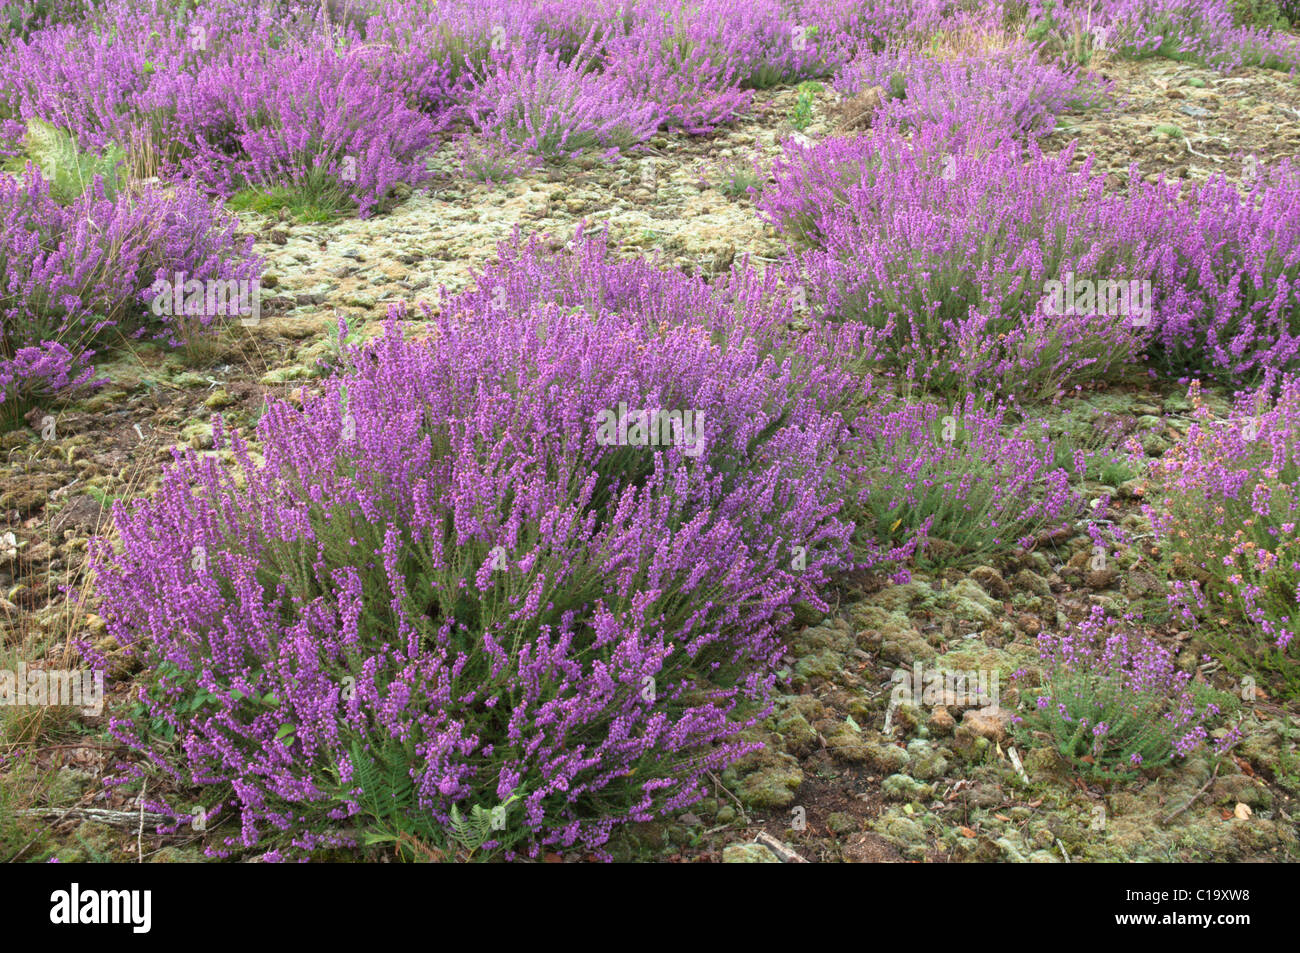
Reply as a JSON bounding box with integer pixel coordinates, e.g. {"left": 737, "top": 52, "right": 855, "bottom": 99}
{"left": 1012, "top": 607, "right": 1241, "bottom": 777}
{"left": 1145, "top": 0, "right": 1300, "bottom": 69}
{"left": 89, "top": 235, "right": 865, "bottom": 859}
{"left": 763, "top": 114, "right": 1300, "bottom": 396}
{"left": 834, "top": 41, "right": 1107, "bottom": 143}
{"left": 524, "top": 0, "right": 628, "bottom": 60}
{"left": 354, "top": 0, "right": 518, "bottom": 118}
{"left": 0, "top": 19, "right": 160, "bottom": 158}
{"left": 808, "top": 0, "right": 955, "bottom": 57}
{"left": 0, "top": 342, "right": 93, "bottom": 429}
{"left": 1025, "top": 0, "right": 1300, "bottom": 71}
{"left": 1147, "top": 161, "right": 1300, "bottom": 381}
{"left": 763, "top": 126, "right": 1154, "bottom": 398}
{"left": 668, "top": 0, "right": 831, "bottom": 90}
{"left": 0, "top": 167, "right": 258, "bottom": 417}
{"left": 752, "top": 132, "right": 899, "bottom": 247}
{"left": 601, "top": 10, "right": 755, "bottom": 134}
{"left": 0, "top": 2, "right": 303, "bottom": 166}
{"left": 1148, "top": 376, "right": 1300, "bottom": 673}
{"left": 462, "top": 43, "right": 659, "bottom": 167}
{"left": 176, "top": 45, "right": 439, "bottom": 218}
{"left": 842, "top": 391, "right": 1085, "bottom": 568}
{"left": 1, "top": 3, "right": 439, "bottom": 214}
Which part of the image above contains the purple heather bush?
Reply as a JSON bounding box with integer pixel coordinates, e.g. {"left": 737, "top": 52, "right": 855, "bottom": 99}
{"left": 450, "top": 234, "right": 1078, "bottom": 570}
{"left": 0, "top": 2, "right": 299, "bottom": 160}
{"left": 593, "top": 0, "right": 851, "bottom": 133}
{"left": 1012, "top": 607, "right": 1241, "bottom": 776}
{"left": 346, "top": 0, "right": 516, "bottom": 119}
{"left": 0, "top": 19, "right": 158, "bottom": 156}
{"left": 762, "top": 113, "right": 1300, "bottom": 396}
{"left": 90, "top": 233, "right": 871, "bottom": 859}
{"left": 1148, "top": 161, "right": 1300, "bottom": 380}
{"left": 0, "top": 342, "right": 93, "bottom": 422}
{"left": 0, "top": 167, "right": 259, "bottom": 417}
{"left": 601, "top": 11, "right": 755, "bottom": 135}
{"left": 662, "top": 0, "right": 831, "bottom": 90}
{"left": 460, "top": 42, "right": 659, "bottom": 174}
{"left": 1025, "top": 0, "right": 1300, "bottom": 71}
{"left": 833, "top": 41, "right": 1108, "bottom": 143}
{"left": 843, "top": 391, "right": 1086, "bottom": 567}
{"left": 1, "top": 3, "right": 438, "bottom": 216}
{"left": 808, "top": 0, "right": 955, "bottom": 56}
{"left": 1148, "top": 375, "right": 1300, "bottom": 659}
{"left": 175, "top": 44, "right": 440, "bottom": 217}
{"left": 761, "top": 124, "right": 1157, "bottom": 398}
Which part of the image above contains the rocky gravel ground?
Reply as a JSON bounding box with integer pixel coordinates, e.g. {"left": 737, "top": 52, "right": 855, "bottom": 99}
{"left": 3, "top": 57, "right": 1300, "bottom": 863}
{"left": 1046, "top": 55, "right": 1300, "bottom": 186}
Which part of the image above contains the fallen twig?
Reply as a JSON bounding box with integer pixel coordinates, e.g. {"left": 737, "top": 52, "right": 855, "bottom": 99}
{"left": 1184, "top": 138, "right": 1223, "bottom": 163}
{"left": 1006, "top": 746, "right": 1031, "bottom": 786}
{"left": 16, "top": 807, "right": 170, "bottom": 828}
{"left": 137, "top": 780, "right": 146, "bottom": 863}
{"left": 1160, "top": 763, "right": 1220, "bottom": 826}
{"left": 707, "top": 770, "right": 749, "bottom": 824}
{"left": 755, "top": 830, "right": 809, "bottom": 863}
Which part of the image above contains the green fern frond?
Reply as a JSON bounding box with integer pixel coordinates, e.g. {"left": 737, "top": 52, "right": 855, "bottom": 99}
{"left": 447, "top": 803, "right": 494, "bottom": 852}
{"left": 447, "top": 790, "right": 523, "bottom": 856}
{"left": 22, "top": 118, "right": 126, "bottom": 203}
{"left": 346, "top": 738, "right": 527, "bottom": 860}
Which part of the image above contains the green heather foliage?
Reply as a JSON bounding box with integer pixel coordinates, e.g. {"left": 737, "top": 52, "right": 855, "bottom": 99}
{"left": 1013, "top": 608, "right": 1241, "bottom": 777}
{"left": 843, "top": 392, "right": 1085, "bottom": 568}
{"left": 1149, "top": 375, "right": 1300, "bottom": 694}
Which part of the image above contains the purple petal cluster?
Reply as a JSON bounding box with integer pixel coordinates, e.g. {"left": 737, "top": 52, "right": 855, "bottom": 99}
{"left": 0, "top": 167, "right": 258, "bottom": 412}
{"left": 834, "top": 40, "right": 1108, "bottom": 143}
{"left": 762, "top": 119, "right": 1300, "bottom": 394}
{"left": 90, "top": 233, "right": 868, "bottom": 857}
{"left": 1017, "top": 606, "right": 1240, "bottom": 772}
{"left": 1149, "top": 374, "right": 1300, "bottom": 651}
